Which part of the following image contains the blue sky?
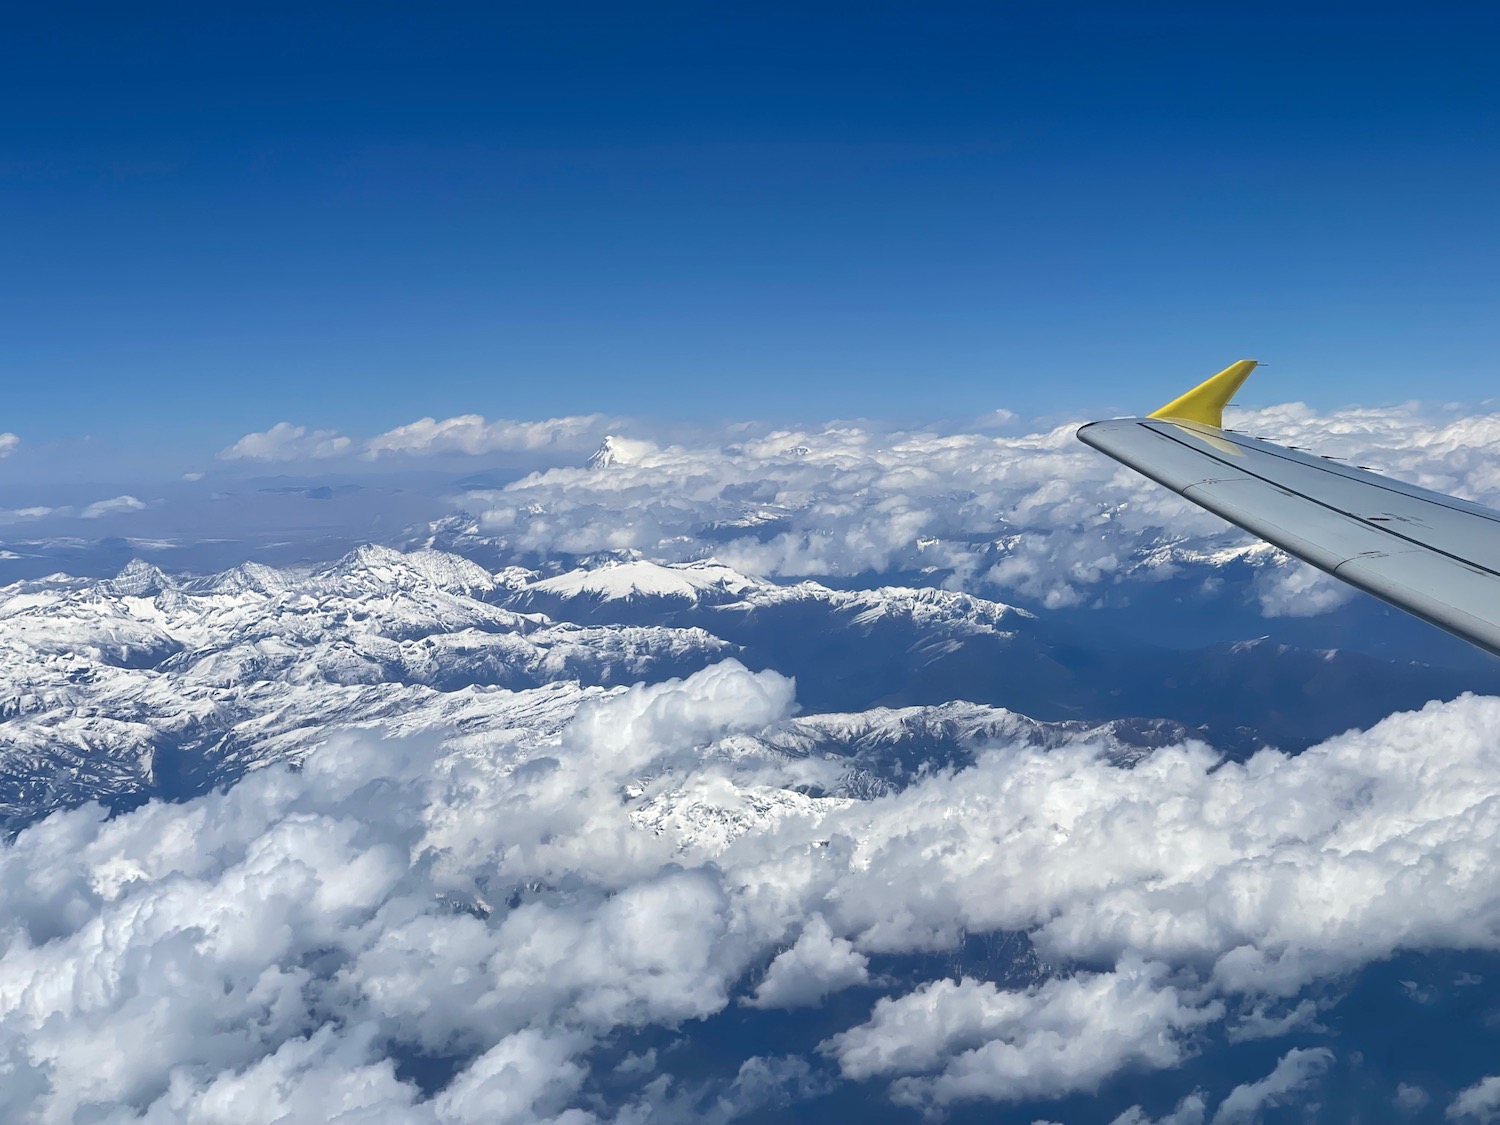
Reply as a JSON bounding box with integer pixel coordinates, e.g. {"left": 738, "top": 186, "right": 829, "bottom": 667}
{"left": 4, "top": 2, "right": 1498, "bottom": 458}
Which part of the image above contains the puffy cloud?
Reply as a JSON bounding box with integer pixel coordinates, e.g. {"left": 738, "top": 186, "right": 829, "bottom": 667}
{"left": 0, "top": 496, "right": 147, "bottom": 523}
{"left": 1250, "top": 554, "right": 1356, "bottom": 618}
{"left": 219, "top": 421, "right": 353, "bottom": 462}
{"left": 803, "top": 695, "right": 1500, "bottom": 991}
{"left": 219, "top": 414, "right": 611, "bottom": 464}
{"left": 1105, "top": 1047, "right": 1329, "bottom": 1123}
{"left": 213, "top": 398, "right": 1500, "bottom": 618}
{"left": 0, "top": 662, "right": 807, "bottom": 1123}
{"left": 825, "top": 959, "right": 1220, "bottom": 1107}
{"left": 11, "top": 657, "right": 1500, "bottom": 1119}
{"left": 432, "top": 1029, "right": 593, "bottom": 1125}
{"left": 745, "top": 914, "right": 870, "bottom": 1009}
{"left": 459, "top": 399, "right": 1500, "bottom": 613}
{"left": 0, "top": 432, "right": 18, "bottom": 459}
{"left": 467, "top": 421, "right": 1234, "bottom": 609}
{"left": 1451, "top": 1076, "right": 1500, "bottom": 1122}
{"left": 364, "top": 414, "right": 608, "bottom": 458}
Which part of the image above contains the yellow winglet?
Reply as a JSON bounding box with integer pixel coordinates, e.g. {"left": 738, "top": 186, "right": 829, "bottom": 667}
{"left": 1147, "top": 360, "right": 1258, "bottom": 428}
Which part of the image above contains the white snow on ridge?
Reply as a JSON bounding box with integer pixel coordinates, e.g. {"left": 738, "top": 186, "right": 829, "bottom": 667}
{"left": 0, "top": 544, "right": 1060, "bottom": 825}
{"left": 0, "top": 547, "right": 748, "bottom": 821}
{"left": 526, "top": 558, "right": 764, "bottom": 602}
{"left": 4, "top": 538, "right": 1500, "bottom": 1120}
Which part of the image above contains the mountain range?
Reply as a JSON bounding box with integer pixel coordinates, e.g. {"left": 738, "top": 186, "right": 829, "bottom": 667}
{"left": 2, "top": 545, "right": 1494, "bottom": 831}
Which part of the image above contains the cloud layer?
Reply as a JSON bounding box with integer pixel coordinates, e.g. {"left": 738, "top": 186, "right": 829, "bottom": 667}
{"left": 169, "top": 398, "right": 1500, "bottom": 622}
{"left": 6, "top": 657, "right": 1500, "bottom": 1120}
{"left": 457, "top": 400, "right": 1500, "bottom": 613}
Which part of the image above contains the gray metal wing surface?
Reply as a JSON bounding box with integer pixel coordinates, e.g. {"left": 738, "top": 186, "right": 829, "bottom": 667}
{"left": 1079, "top": 367, "right": 1500, "bottom": 657}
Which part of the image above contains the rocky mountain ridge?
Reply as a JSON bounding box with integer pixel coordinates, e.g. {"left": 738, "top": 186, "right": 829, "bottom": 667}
{"left": 0, "top": 545, "right": 1492, "bottom": 829}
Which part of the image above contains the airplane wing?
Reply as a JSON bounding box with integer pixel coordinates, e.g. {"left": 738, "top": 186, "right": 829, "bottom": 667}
{"left": 1077, "top": 360, "right": 1500, "bottom": 657}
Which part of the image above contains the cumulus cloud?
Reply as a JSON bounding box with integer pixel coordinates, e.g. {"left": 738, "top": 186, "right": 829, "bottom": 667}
{"left": 0, "top": 432, "right": 18, "bottom": 459}
{"left": 219, "top": 421, "right": 353, "bottom": 462}
{"left": 9, "top": 655, "right": 1500, "bottom": 1119}
{"left": 0, "top": 497, "right": 152, "bottom": 524}
{"left": 825, "top": 959, "right": 1221, "bottom": 1107}
{"left": 745, "top": 914, "right": 870, "bottom": 1009}
{"left": 1250, "top": 554, "right": 1356, "bottom": 618}
{"left": 219, "top": 414, "right": 611, "bottom": 464}
{"left": 364, "top": 414, "right": 608, "bottom": 458}
{"left": 0, "top": 662, "right": 810, "bottom": 1123}
{"left": 1108, "top": 1057, "right": 1340, "bottom": 1125}
{"left": 212, "top": 398, "right": 1500, "bottom": 617}
{"left": 453, "top": 399, "right": 1500, "bottom": 613}
{"left": 466, "top": 421, "right": 1233, "bottom": 609}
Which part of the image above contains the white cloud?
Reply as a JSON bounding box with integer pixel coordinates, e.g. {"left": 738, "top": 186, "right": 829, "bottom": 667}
{"left": 463, "top": 400, "right": 1500, "bottom": 612}
{"left": 745, "top": 914, "right": 869, "bottom": 1009}
{"left": 0, "top": 433, "right": 18, "bottom": 459}
{"left": 11, "top": 655, "right": 1500, "bottom": 1118}
{"left": 1451, "top": 1076, "right": 1500, "bottom": 1122}
{"left": 218, "top": 414, "right": 611, "bottom": 464}
{"left": 1105, "top": 1048, "right": 1330, "bottom": 1124}
{"left": 80, "top": 494, "right": 147, "bottom": 519}
{"left": 1209, "top": 1048, "right": 1332, "bottom": 1124}
{"left": 211, "top": 398, "right": 1500, "bottom": 618}
{"left": 364, "top": 414, "right": 608, "bottom": 458}
{"left": 466, "top": 421, "right": 1227, "bottom": 610}
{"left": 826, "top": 959, "right": 1220, "bottom": 1108}
{"left": 1250, "top": 554, "right": 1356, "bottom": 618}
{"left": 0, "top": 662, "right": 807, "bottom": 1123}
{"left": 218, "top": 421, "right": 353, "bottom": 462}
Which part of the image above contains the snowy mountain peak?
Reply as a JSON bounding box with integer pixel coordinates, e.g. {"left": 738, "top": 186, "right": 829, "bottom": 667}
{"left": 582, "top": 434, "right": 656, "bottom": 470}
{"left": 105, "top": 559, "right": 177, "bottom": 598}
{"left": 586, "top": 436, "right": 619, "bottom": 470}
{"left": 317, "top": 544, "right": 497, "bottom": 596}
{"left": 524, "top": 559, "right": 764, "bottom": 603}
{"left": 185, "top": 561, "right": 291, "bottom": 596}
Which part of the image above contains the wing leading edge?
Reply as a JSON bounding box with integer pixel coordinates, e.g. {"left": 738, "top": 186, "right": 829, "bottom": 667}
{"left": 1078, "top": 361, "right": 1500, "bottom": 657}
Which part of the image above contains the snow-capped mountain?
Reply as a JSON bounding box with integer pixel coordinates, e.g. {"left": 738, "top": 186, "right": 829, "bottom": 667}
{"left": 1, "top": 546, "right": 1494, "bottom": 832}
{"left": 8, "top": 542, "right": 1500, "bottom": 1124}
{"left": 0, "top": 546, "right": 734, "bottom": 824}
{"left": 499, "top": 556, "right": 1494, "bottom": 748}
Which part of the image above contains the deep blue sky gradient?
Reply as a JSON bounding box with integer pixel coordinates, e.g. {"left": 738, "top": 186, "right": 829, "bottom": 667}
{"left": 4, "top": 2, "right": 1499, "bottom": 455}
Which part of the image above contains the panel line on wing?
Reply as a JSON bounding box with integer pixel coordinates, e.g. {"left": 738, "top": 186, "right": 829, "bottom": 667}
{"left": 1150, "top": 421, "right": 1500, "bottom": 528}
{"left": 1138, "top": 423, "right": 1500, "bottom": 581}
